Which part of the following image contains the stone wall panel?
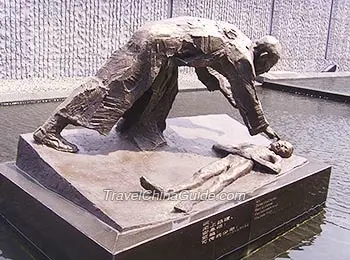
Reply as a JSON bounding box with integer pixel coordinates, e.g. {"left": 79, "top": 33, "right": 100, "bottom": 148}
{"left": 271, "top": 0, "right": 332, "bottom": 71}
{"left": 0, "top": 0, "right": 168, "bottom": 79}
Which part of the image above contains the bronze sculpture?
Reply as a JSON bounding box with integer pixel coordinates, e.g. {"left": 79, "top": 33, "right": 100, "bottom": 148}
{"left": 33, "top": 16, "right": 282, "bottom": 152}
{"left": 140, "top": 140, "right": 294, "bottom": 213}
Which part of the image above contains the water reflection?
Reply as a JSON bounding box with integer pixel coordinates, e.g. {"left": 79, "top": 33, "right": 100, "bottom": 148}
{"left": 0, "top": 88, "right": 350, "bottom": 259}
{"left": 242, "top": 211, "right": 325, "bottom": 260}
{"left": 0, "top": 217, "right": 47, "bottom": 260}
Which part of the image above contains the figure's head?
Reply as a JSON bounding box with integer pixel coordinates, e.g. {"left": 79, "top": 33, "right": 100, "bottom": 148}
{"left": 269, "top": 140, "right": 294, "bottom": 158}
{"left": 253, "top": 36, "right": 282, "bottom": 75}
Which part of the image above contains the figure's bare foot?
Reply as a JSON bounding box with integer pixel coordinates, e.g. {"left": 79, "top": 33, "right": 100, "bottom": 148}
{"left": 140, "top": 176, "right": 173, "bottom": 198}
{"left": 33, "top": 127, "right": 79, "bottom": 153}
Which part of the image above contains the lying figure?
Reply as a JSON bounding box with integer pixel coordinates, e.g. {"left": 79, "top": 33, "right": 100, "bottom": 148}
{"left": 140, "top": 140, "right": 294, "bottom": 213}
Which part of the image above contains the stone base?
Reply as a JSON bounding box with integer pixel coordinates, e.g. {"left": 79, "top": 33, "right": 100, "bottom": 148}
{"left": 0, "top": 115, "right": 331, "bottom": 259}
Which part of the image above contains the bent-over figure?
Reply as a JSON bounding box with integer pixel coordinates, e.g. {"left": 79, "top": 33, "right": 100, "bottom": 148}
{"left": 140, "top": 140, "right": 294, "bottom": 213}
{"left": 34, "top": 16, "right": 282, "bottom": 152}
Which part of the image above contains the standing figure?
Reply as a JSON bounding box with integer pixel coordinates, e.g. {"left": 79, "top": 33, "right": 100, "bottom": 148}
{"left": 33, "top": 16, "right": 282, "bottom": 152}
{"left": 140, "top": 140, "right": 294, "bottom": 213}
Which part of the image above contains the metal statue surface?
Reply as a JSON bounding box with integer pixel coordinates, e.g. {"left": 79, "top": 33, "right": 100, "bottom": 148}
{"left": 33, "top": 16, "right": 282, "bottom": 152}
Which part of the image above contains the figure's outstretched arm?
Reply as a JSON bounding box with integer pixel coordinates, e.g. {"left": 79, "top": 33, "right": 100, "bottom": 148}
{"left": 228, "top": 59, "right": 270, "bottom": 135}
{"left": 195, "top": 67, "right": 237, "bottom": 108}
{"left": 212, "top": 143, "right": 253, "bottom": 159}
{"left": 211, "top": 56, "right": 279, "bottom": 139}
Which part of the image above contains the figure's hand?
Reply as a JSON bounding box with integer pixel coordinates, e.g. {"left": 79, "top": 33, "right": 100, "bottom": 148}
{"left": 263, "top": 126, "right": 280, "bottom": 140}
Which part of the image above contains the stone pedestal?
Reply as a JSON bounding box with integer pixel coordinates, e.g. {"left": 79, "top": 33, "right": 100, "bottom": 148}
{"left": 0, "top": 115, "right": 331, "bottom": 260}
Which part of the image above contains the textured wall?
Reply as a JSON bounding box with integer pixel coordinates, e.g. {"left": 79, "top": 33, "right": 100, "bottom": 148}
{"left": 0, "top": 0, "right": 349, "bottom": 80}
{"left": 0, "top": 0, "right": 169, "bottom": 79}
{"left": 271, "top": 0, "right": 332, "bottom": 71}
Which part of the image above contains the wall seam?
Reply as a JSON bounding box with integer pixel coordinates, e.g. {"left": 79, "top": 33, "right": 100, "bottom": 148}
{"left": 269, "top": 0, "right": 276, "bottom": 34}
{"left": 168, "top": 0, "right": 173, "bottom": 18}
{"left": 325, "top": 0, "right": 335, "bottom": 59}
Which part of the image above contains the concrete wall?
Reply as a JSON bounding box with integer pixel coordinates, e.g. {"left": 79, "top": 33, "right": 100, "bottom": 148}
{"left": 0, "top": 0, "right": 349, "bottom": 80}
